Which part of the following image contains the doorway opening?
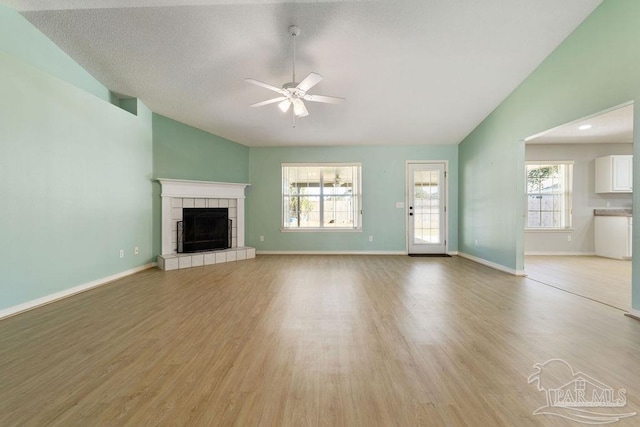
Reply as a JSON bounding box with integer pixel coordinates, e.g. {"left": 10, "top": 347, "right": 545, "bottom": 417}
{"left": 523, "top": 103, "right": 633, "bottom": 310}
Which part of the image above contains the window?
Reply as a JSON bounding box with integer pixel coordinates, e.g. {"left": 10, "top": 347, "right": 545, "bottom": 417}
{"left": 526, "top": 162, "right": 573, "bottom": 229}
{"left": 282, "top": 163, "right": 362, "bottom": 230}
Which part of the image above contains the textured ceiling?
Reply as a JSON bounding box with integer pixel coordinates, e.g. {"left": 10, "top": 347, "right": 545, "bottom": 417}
{"left": 4, "top": 0, "right": 602, "bottom": 147}
{"left": 527, "top": 104, "right": 634, "bottom": 144}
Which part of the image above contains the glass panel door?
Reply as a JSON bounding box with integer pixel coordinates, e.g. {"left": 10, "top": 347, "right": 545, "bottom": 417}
{"left": 408, "top": 162, "right": 446, "bottom": 254}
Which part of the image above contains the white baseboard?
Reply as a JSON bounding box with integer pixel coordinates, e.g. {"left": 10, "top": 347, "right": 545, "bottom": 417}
{"left": 457, "top": 252, "right": 526, "bottom": 276}
{"left": 525, "top": 251, "right": 596, "bottom": 256}
{"left": 256, "top": 250, "right": 407, "bottom": 256}
{"left": 0, "top": 263, "right": 154, "bottom": 321}
{"left": 625, "top": 309, "right": 640, "bottom": 321}
{"left": 256, "top": 250, "right": 459, "bottom": 256}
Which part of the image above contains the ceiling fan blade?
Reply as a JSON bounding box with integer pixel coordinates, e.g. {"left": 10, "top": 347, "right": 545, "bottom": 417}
{"left": 303, "top": 94, "right": 346, "bottom": 104}
{"left": 250, "top": 97, "right": 287, "bottom": 108}
{"left": 296, "top": 72, "right": 323, "bottom": 92}
{"left": 245, "top": 78, "right": 285, "bottom": 94}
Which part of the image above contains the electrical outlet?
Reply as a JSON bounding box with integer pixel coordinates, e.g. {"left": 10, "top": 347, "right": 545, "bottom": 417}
{"left": 119, "top": 249, "right": 124, "bottom": 258}
{"left": 134, "top": 246, "right": 139, "bottom": 255}
{"left": 369, "top": 235, "right": 374, "bottom": 242}
{"left": 474, "top": 240, "right": 478, "bottom": 246}
{"left": 260, "top": 236, "right": 265, "bottom": 242}
{"left": 567, "top": 235, "right": 572, "bottom": 242}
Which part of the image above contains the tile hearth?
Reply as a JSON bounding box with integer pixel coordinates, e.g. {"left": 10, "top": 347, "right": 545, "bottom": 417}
{"left": 157, "top": 247, "right": 256, "bottom": 271}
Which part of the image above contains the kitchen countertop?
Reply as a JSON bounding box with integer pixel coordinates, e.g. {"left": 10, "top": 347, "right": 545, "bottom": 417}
{"left": 593, "top": 208, "right": 632, "bottom": 217}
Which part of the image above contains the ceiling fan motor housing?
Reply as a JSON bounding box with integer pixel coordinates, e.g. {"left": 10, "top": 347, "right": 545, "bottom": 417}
{"left": 283, "top": 82, "right": 305, "bottom": 97}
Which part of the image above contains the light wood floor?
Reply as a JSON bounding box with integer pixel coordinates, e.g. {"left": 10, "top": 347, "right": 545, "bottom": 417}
{"left": 1, "top": 255, "right": 639, "bottom": 426}
{"left": 525, "top": 255, "right": 632, "bottom": 311}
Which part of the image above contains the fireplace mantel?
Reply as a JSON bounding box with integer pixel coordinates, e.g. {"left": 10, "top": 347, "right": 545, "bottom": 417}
{"left": 157, "top": 178, "right": 250, "bottom": 257}
{"left": 157, "top": 178, "right": 249, "bottom": 199}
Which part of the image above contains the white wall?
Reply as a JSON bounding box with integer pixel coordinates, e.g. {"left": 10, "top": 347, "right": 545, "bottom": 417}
{"left": 525, "top": 143, "right": 632, "bottom": 254}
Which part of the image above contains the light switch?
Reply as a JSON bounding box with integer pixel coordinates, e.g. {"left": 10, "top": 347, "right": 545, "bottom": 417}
{"left": 396, "top": 202, "right": 405, "bottom": 208}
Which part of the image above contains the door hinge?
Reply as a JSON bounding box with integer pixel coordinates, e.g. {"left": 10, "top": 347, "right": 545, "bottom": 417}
{"left": 444, "top": 171, "right": 447, "bottom": 178}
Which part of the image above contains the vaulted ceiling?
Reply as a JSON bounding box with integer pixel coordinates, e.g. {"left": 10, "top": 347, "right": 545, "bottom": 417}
{"left": 2, "top": 0, "right": 603, "bottom": 146}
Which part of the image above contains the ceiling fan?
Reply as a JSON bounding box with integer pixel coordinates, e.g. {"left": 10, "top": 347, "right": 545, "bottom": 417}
{"left": 245, "top": 25, "right": 345, "bottom": 125}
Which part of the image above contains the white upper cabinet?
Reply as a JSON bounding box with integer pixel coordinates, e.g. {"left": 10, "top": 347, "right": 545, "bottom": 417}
{"left": 595, "top": 155, "right": 633, "bottom": 193}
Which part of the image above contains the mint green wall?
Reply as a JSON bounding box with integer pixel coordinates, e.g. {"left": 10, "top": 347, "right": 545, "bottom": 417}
{"left": 0, "top": 6, "right": 111, "bottom": 102}
{"left": 151, "top": 114, "right": 250, "bottom": 256}
{"left": 247, "top": 145, "right": 458, "bottom": 253}
{"left": 152, "top": 114, "right": 249, "bottom": 182}
{"left": 458, "top": 0, "right": 640, "bottom": 307}
{"left": 0, "top": 50, "right": 153, "bottom": 311}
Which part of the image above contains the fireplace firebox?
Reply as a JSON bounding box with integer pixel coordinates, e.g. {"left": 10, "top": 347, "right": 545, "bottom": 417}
{"left": 178, "top": 208, "right": 231, "bottom": 253}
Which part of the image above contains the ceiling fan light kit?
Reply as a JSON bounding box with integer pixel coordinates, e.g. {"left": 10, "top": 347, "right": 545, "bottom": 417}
{"left": 278, "top": 99, "right": 291, "bottom": 113}
{"left": 245, "top": 25, "right": 345, "bottom": 125}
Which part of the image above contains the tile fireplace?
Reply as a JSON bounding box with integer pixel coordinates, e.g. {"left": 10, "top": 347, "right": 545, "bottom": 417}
{"left": 156, "top": 179, "right": 254, "bottom": 270}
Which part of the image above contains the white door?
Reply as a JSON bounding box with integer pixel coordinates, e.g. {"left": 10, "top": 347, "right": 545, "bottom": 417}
{"left": 407, "top": 162, "right": 447, "bottom": 254}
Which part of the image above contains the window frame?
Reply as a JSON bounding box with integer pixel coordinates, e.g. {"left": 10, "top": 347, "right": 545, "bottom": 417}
{"left": 281, "top": 163, "right": 363, "bottom": 232}
{"left": 525, "top": 161, "right": 573, "bottom": 231}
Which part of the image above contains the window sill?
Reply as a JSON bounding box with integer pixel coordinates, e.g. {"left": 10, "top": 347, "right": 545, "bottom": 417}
{"left": 281, "top": 227, "right": 363, "bottom": 233}
{"left": 524, "top": 228, "right": 574, "bottom": 233}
